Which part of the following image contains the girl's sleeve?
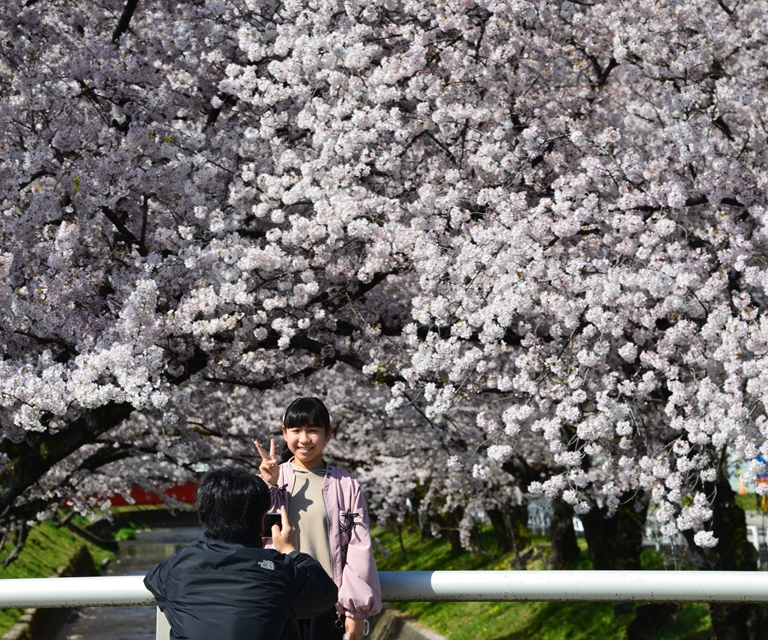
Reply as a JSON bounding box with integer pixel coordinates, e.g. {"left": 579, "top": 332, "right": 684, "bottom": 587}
{"left": 267, "top": 482, "right": 284, "bottom": 511}
{"left": 338, "top": 481, "right": 382, "bottom": 618}
{"left": 260, "top": 465, "right": 287, "bottom": 511}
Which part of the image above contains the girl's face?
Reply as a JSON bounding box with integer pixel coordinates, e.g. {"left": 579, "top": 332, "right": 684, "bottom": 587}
{"left": 282, "top": 423, "right": 333, "bottom": 471}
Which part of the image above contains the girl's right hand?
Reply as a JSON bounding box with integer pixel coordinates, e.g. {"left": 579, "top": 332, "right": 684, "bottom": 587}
{"left": 255, "top": 438, "right": 279, "bottom": 485}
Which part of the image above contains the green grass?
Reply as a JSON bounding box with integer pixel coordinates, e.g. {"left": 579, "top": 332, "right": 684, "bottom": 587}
{"left": 372, "top": 525, "right": 711, "bottom": 640}
{"left": 735, "top": 492, "right": 762, "bottom": 512}
{"left": 0, "top": 520, "right": 115, "bottom": 635}
{"left": 112, "top": 527, "right": 137, "bottom": 541}
{"left": 0, "top": 520, "right": 113, "bottom": 579}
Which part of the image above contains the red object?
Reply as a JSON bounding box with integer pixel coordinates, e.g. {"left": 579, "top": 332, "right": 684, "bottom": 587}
{"left": 107, "top": 482, "right": 197, "bottom": 506}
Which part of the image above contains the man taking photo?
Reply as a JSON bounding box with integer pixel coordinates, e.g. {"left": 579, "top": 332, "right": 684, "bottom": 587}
{"left": 144, "top": 466, "right": 338, "bottom": 640}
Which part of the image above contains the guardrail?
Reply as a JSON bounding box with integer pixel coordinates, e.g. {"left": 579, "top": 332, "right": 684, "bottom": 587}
{"left": 1, "top": 571, "right": 767, "bottom": 639}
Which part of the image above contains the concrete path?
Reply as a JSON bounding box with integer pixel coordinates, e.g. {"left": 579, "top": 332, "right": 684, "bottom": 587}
{"left": 368, "top": 608, "right": 445, "bottom": 640}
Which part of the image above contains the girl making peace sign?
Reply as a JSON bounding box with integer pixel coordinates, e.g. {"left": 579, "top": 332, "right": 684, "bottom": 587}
{"left": 256, "top": 397, "right": 381, "bottom": 640}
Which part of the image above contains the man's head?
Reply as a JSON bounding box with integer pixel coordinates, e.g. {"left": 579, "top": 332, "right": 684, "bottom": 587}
{"left": 196, "top": 466, "right": 270, "bottom": 543}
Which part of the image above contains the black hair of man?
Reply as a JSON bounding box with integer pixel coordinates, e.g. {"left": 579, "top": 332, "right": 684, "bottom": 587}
{"left": 196, "top": 466, "right": 270, "bottom": 543}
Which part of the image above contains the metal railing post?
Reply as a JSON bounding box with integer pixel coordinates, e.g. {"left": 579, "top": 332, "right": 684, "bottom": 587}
{"left": 156, "top": 607, "right": 170, "bottom": 640}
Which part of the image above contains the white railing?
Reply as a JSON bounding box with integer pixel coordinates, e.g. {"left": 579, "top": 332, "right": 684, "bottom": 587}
{"left": 1, "top": 571, "right": 768, "bottom": 639}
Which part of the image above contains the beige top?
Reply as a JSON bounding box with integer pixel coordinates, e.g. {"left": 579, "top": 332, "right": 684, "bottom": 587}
{"left": 289, "top": 463, "right": 334, "bottom": 579}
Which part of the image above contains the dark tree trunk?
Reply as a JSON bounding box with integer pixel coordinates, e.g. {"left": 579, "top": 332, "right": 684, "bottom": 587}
{"left": 488, "top": 506, "right": 532, "bottom": 568}
{"left": 580, "top": 494, "right": 648, "bottom": 617}
{"left": 626, "top": 603, "right": 680, "bottom": 640}
{"left": 396, "top": 521, "right": 407, "bottom": 562}
{"left": 448, "top": 510, "right": 463, "bottom": 555}
{"left": 498, "top": 458, "right": 577, "bottom": 568}
{"left": 2, "top": 522, "right": 28, "bottom": 567}
{"left": 418, "top": 513, "right": 431, "bottom": 541}
{"left": 687, "top": 453, "right": 766, "bottom": 640}
{"left": 487, "top": 508, "right": 513, "bottom": 553}
{"left": 580, "top": 495, "right": 647, "bottom": 570}
{"left": 549, "top": 499, "right": 581, "bottom": 570}
{"left": 510, "top": 504, "right": 532, "bottom": 552}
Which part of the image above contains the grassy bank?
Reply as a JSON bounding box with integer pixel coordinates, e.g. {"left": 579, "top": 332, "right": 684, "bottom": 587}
{"left": 735, "top": 492, "right": 761, "bottom": 512}
{"left": 372, "top": 526, "right": 711, "bottom": 640}
{"left": 0, "top": 520, "right": 115, "bottom": 636}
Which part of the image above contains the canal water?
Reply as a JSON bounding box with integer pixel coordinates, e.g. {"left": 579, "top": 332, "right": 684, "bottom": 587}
{"left": 54, "top": 525, "right": 202, "bottom": 640}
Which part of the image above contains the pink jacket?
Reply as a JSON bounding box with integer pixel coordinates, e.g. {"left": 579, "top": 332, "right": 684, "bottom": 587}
{"left": 265, "top": 462, "right": 382, "bottom": 620}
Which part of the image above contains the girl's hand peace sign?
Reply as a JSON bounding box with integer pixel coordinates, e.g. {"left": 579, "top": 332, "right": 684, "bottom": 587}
{"left": 255, "top": 438, "right": 279, "bottom": 485}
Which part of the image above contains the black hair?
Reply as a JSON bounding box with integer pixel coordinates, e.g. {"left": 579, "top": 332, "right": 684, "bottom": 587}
{"left": 282, "top": 397, "right": 331, "bottom": 433}
{"left": 196, "top": 466, "right": 270, "bottom": 543}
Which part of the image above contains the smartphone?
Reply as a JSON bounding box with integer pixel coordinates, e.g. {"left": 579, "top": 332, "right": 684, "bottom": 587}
{"left": 263, "top": 512, "right": 282, "bottom": 536}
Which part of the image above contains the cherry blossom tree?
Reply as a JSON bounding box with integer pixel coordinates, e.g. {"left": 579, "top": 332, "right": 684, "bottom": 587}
{"left": 0, "top": 0, "right": 408, "bottom": 520}
{"left": 4, "top": 1, "right": 768, "bottom": 631}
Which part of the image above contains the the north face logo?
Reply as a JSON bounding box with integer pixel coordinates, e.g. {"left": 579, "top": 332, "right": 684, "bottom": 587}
{"left": 258, "top": 560, "right": 275, "bottom": 570}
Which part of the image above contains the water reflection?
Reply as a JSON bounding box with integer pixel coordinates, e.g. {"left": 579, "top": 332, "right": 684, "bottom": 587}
{"left": 55, "top": 526, "right": 202, "bottom": 640}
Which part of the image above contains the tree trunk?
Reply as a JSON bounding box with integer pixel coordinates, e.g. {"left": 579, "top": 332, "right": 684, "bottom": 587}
{"left": 488, "top": 506, "right": 532, "bottom": 568}
{"left": 487, "top": 508, "right": 513, "bottom": 553}
{"left": 510, "top": 504, "right": 532, "bottom": 553}
{"left": 580, "top": 496, "right": 647, "bottom": 570}
{"left": 549, "top": 499, "right": 581, "bottom": 570}
{"left": 626, "top": 603, "right": 680, "bottom": 640}
{"left": 447, "top": 512, "right": 463, "bottom": 556}
{"left": 580, "top": 494, "right": 648, "bottom": 617}
{"left": 396, "top": 521, "right": 407, "bottom": 562}
{"left": 701, "top": 454, "right": 765, "bottom": 640}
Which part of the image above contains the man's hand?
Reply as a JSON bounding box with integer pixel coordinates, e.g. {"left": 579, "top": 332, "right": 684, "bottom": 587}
{"left": 255, "top": 438, "right": 279, "bottom": 485}
{"left": 344, "top": 616, "right": 366, "bottom": 640}
{"left": 271, "top": 506, "right": 296, "bottom": 554}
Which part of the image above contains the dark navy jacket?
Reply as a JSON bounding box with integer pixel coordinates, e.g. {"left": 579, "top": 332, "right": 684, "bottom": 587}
{"left": 144, "top": 537, "right": 338, "bottom": 640}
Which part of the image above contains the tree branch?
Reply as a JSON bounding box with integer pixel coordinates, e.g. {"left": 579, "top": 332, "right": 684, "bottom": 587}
{"left": 204, "top": 364, "right": 328, "bottom": 390}
{"left": 203, "top": 93, "right": 238, "bottom": 131}
{"left": 633, "top": 194, "right": 744, "bottom": 214}
{"left": 717, "top": 0, "right": 734, "bottom": 16}
{"left": 0, "top": 348, "right": 209, "bottom": 517}
{"left": 0, "top": 401, "right": 134, "bottom": 517}
{"left": 101, "top": 205, "right": 148, "bottom": 256}
{"left": 2, "top": 522, "right": 27, "bottom": 567}
{"left": 139, "top": 194, "right": 151, "bottom": 254}
{"left": 594, "top": 56, "right": 618, "bottom": 87}
{"left": 112, "top": 0, "right": 141, "bottom": 43}
{"left": 18, "top": 169, "right": 53, "bottom": 191}
{"left": 14, "top": 330, "right": 79, "bottom": 357}
{"left": 308, "top": 271, "right": 394, "bottom": 309}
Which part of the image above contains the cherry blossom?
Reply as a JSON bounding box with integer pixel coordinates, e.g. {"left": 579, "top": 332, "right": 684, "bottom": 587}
{"left": 1, "top": 0, "right": 767, "bottom": 562}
